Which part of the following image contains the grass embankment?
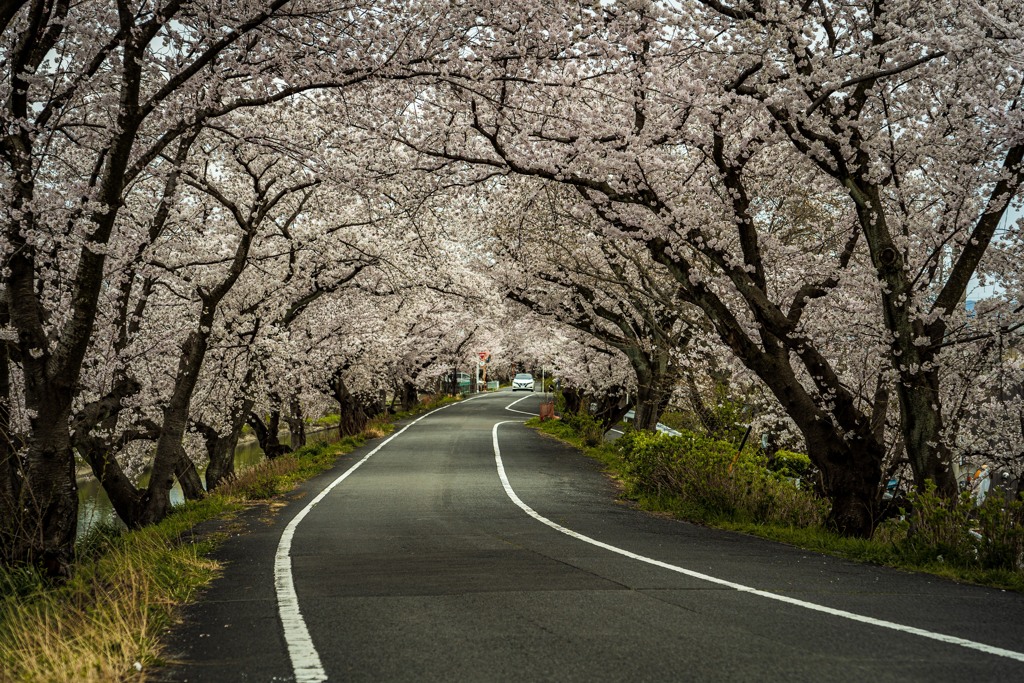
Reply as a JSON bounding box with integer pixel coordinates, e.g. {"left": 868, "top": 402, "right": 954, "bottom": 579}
{"left": 529, "top": 416, "right": 1024, "bottom": 593}
{"left": 0, "top": 395, "right": 456, "bottom": 683}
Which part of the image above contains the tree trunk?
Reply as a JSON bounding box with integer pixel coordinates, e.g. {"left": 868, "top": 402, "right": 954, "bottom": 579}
{"left": 632, "top": 373, "right": 673, "bottom": 432}
{"left": 141, "top": 313, "right": 213, "bottom": 526}
{"left": 627, "top": 346, "right": 676, "bottom": 432}
{"left": 632, "top": 398, "right": 658, "bottom": 432}
{"left": 399, "top": 380, "right": 418, "bottom": 412}
{"left": 898, "top": 367, "right": 957, "bottom": 496}
{"left": 0, "top": 330, "right": 20, "bottom": 563}
{"left": 204, "top": 437, "right": 236, "bottom": 492}
{"left": 1, "top": 269, "right": 80, "bottom": 570}
{"left": 143, "top": 411, "right": 190, "bottom": 526}
{"left": 266, "top": 410, "right": 290, "bottom": 456}
{"left": 869, "top": 378, "right": 889, "bottom": 444}
{"left": 751, "top": 355, "right": 885, "bottom": 538}
{"left": 561, "top": 386, "right": 585, "bottom": 415}
{"left": 14, "top": 392, "right": 79, "bottom": 576}
{"left": 203, "top": 392, "right": 255, "bottom": 491}
{"left": 811, "top": 428, "right": 885, "bottom": 537}
{"left": 6, "top": 221, "right": 81, "bottom": 573}
{"left": 685, "top": 374, "right": 720, "bottom": 435}
{"left": 175, "top": 446, "right": 206, "bottom": 501}
{"left": 338, "top": 400, "right": 369, "bottom": 438}
{"left": 444, "top": 369, "right": 458, "bottom": 395}
{"left": 248, "top": 408, "right": 291, "bottom": 460}
{"left": 365, "top": 390, "right": 387, "bottom": 420}
{"left": 777, "top": 389, "right": 884, "bottom": 537}
{"left": 201, "top": 418, "right": 251, "bottom": 493}
{"left": 592, "top": 386, "right": 630, "bottom": 432}
{"left": 78, "top": 439, "right": 145, "bottom": 528}
{"left": 330, "top": 374, "right": 368, "bottom": 438}
{"left": 287, "top": 397, "right": 306, "bottom": 450}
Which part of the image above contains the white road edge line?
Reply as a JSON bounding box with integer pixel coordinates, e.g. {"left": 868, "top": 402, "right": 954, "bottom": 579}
{"left": 491, "top": 420, "right": 1024, "bottom": 664}
{"left": 275, "top": 400, "right": 472, "bottom": 682}
{"left": 504, "top": 393, "right": 538, "bottom": 415}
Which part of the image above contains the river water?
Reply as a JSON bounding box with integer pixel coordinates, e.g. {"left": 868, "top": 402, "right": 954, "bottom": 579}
{"left": 76, "top": 427, "right": 338, "bottom": 535}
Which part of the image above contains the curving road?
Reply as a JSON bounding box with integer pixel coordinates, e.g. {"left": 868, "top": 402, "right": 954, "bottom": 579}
{"left": 159, "top": 392, "right": 1024, "bottom": 682}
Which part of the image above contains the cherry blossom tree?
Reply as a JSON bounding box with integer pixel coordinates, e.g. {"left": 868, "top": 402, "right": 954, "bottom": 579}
{"left": 0, "top": 0, "right": 458, "bottom": 572}
{"left": 510, "top": 312, "right": 636, "bottom": 425}
{"left": 481, "top": 179, "right": 697, "bottom": 430}
{"left": 5, "top": 0, "right": 1020, "bottom": 575}
{"left": 395, "top": 0, "right": 1024, "bottom": 536}
{"left": 67, "top": 108, "right": 324, "bottom": 524}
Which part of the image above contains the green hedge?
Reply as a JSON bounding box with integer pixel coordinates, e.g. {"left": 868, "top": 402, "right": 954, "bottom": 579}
{"left": 561, "top": 411, "right": 605, "bottom": 447}
{"left": 768, "top": 449, "right": 813, "bottom": 479}
{"left": 615, "top": 429, "right": 827, "bottom": 527}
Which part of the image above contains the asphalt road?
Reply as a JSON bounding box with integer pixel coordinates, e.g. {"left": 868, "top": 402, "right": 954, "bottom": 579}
{"left": 158, "top": 392, "right": 1024, "bottom": 682}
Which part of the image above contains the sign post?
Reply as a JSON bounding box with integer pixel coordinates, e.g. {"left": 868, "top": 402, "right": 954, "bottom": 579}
{"left": 477, "top": 351, "right": 490, "bottom": 391}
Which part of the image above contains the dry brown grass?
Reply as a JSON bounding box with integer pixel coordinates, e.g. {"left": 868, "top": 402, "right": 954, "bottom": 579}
{"left": 0, "top": 504, "right": 223, "bottom": 682}
{"left": 214, "top": 455, "right": 302, "bottom": 500}
{"left": 0, "top": 423, "right": 400, "bottom": 681}
{"left": 361, "top": 415, "right": 394, "bottom": 439}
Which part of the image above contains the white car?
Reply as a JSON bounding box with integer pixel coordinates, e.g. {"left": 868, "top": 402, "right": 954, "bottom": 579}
{"left": 511, "top": 373, "right": 535, "bottom": 392}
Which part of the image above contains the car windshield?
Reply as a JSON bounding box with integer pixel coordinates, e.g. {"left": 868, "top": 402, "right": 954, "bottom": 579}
{"left": 514, "top": 374, "right": 533, "bottom": 380}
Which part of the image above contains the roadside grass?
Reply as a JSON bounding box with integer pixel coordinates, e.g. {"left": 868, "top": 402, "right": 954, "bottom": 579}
{"left": 527, "top": 417, "right": 1024, "bottom": 593}
{"left": 0, "top": 499, "right": 227, "bottom": 682}
{"left": 312, "top": 413, "right": 340, "bottom": 427}
{"left": 392, "top": 393, "right": 461, "bottom": 422}
{"left": 0, "top": 393, "right": 456, "bottom": 682}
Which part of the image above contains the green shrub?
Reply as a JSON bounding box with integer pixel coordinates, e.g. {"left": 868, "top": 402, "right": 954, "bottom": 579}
{"left": 553, "top": 389, "right": 568, "bottom": 416}
{"left": 897, "top": 482, "right": 1024, "bottom": 572}
{"left": 217, "top": 439, "right": 351, "bottom": 500}
{"left": 363, "top": 415, "right": 393, "bottom": 438}
{"left": 392, "top": 393, "right": 459, "bottom": 420}
{"left": 895, "top": 482, "right": 978, "bottom": 567}
{"left": 615, "top": 429, "right": 827, "bottom": 527}
{"left": 656, "top": 410, "right": 686, "bottom": 431}
{"left": 976, "top": 497, "right": 1024, "bottom": 571}
{"left": 0, "top": 564, "right": 46, "bottom": 602}
{"left": 219, "top": 459, "right": 291, "bottom": 499}
{"left": 657, "top": 391, "right": 748, "bottom": 444}
{"left": 530, "top": 417, "right": 1024, "bottom": 590}
{"left": 562, "top": 411, "right": 605, "bottom": 447}
{"left": 768, "top": 449, "right": 812, "bottom": 479}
